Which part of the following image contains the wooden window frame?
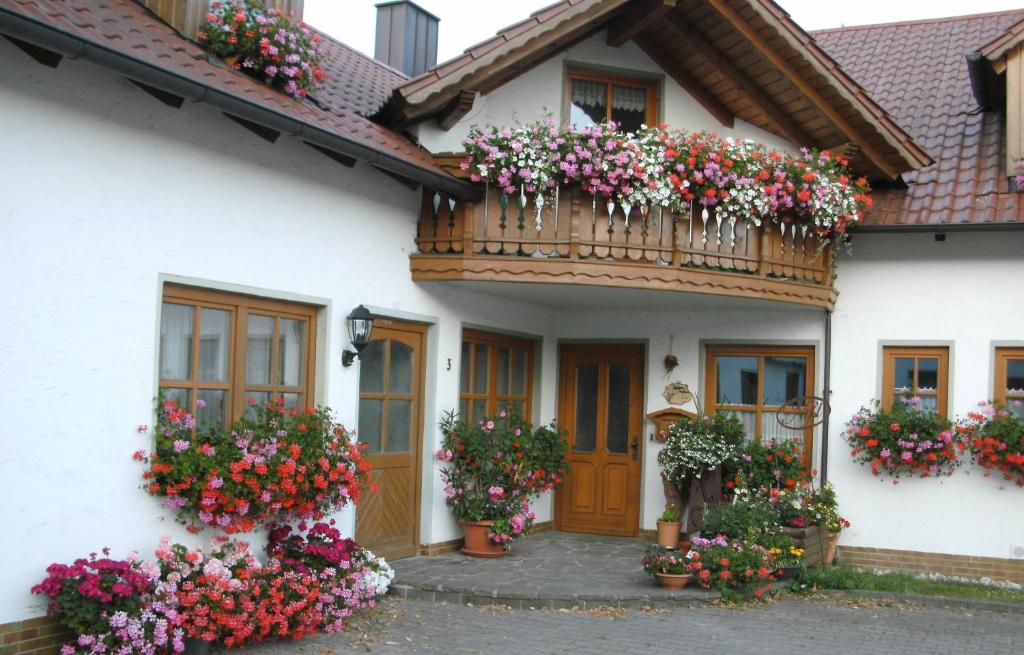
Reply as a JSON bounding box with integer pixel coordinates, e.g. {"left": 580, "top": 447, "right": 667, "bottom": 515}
{"left": 995, "top": 347, "right": 1024, "bottom": 409}
{"left": 881, "top": 346, "right": 950, "bottom": 417}
{"left": 565, "top": 67, "right": 659, "bottom": 128}
{"left": 704, "top": 344, "right": 816, "bottom": 469}
{"left": 159, "top": 284, "right": 317, "bottom": 427}
{"left": 459, "top": 329, "right": 534, "bottom": 424}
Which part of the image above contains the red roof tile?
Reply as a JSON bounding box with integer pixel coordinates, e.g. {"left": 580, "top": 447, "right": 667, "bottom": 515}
{"left": 0, "top": 0, "right": 457, "bottom": 188}
{"left": 814, "top": 10, "right": 1024, "bottom": 227}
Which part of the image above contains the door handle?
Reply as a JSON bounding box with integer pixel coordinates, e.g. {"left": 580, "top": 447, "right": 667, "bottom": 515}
{"left": 630, "top": 436, "right": 639, "bottom": 461}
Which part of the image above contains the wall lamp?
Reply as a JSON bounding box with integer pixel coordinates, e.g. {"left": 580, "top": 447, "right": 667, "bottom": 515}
{"left": 342, "top": 305, "right": 374, "bottom": 367}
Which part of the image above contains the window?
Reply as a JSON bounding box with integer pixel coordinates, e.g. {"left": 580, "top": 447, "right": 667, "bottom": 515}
{"left": 881, "top": 346, "right": 949, "bottom": 416}
{"left": 567, "top": 69, "right": 657, "bottom": 133}
{"left": 159, "top": 284, "right": 317, "bottom": 430}
{"left": 458, "top": 330, "right": 534, "bottom": 424}
{"left": 995, "top": 347, "right": 1024, "bottom": 417}
{"left": 705, "top": 345, "right": 815, "bottom": 467}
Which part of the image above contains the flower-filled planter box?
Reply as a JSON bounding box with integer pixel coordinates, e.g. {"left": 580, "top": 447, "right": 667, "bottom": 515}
{"left": 780, "top": 525, "right": 827, "bottom": 567}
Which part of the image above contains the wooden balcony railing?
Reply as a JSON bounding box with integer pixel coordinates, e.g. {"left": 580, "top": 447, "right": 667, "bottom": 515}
{"left": 412, "top": 185, "right": 837, "bottom": 308}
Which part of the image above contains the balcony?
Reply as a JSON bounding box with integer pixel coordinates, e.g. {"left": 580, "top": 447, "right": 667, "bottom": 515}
{"left": 411, "top": 185, "right": 837, "bottom": 309}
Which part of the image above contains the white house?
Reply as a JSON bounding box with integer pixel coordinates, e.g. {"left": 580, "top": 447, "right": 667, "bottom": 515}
{"left": 2, "top": 0, "right": 1023, "bottom": 649}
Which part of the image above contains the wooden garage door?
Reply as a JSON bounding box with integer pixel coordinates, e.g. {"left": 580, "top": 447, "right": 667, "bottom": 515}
{"left": 355, "top": 320, "right": 426, "bottom": 560}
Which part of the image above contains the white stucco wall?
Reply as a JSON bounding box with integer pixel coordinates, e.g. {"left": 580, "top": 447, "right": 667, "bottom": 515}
{"left": 415, "top": 29, "right": 795, "bottom": 154}
{"left": 0, "top": 42, "right": 562, "bottom": 624}
{"left": 829, "top": 231, "right": 1024, "bottom": 560}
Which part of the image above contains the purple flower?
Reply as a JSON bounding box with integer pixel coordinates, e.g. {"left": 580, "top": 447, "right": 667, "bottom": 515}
{"left": 172, "top": 439, "right": 189, "bottom": 453}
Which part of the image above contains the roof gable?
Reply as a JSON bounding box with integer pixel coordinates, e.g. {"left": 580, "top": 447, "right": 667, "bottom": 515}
{"left": 378, "top": 0, "right": 931, "bottom": 180}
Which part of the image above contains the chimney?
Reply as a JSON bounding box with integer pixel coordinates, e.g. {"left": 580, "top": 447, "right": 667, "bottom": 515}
{"left": 374, "top": 1, "right": 439, "bottom": 77}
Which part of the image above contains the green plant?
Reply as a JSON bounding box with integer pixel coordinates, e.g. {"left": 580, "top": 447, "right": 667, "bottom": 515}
{"left": 845, "top": 400, "right": 964, "bottom": 479}
{"left": 658, "top": 503, "right": 681, "bottom": 523}
{"left": 699, "top": 498, "right": 780, "bottom": 541}
{"left": 962, "top": 402, "right": 1024, "bottom": 486}
{"left": 688, "top": 536, "right": 776, "bottom": 600}
{"left": 642, "top": 544, "right": 691, "bottom": 576}
{"left": 658, "top": 413, "right": 745, "bottom": 501}
{"left": 722, "top": 439, "right": 810, "bottom": 493}
{"left": 437, "top": 410, "right": 569, "bottom": 544}
{"left": 792, "top": 565, "right": 1024, "bottom": 604}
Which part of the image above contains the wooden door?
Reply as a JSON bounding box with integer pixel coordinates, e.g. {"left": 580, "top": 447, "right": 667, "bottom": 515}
{"left": 355, "top": 320, "right": 425, "bottom": 560}
{"left": 557, "top": 344, "right": 644, "bottom": 536}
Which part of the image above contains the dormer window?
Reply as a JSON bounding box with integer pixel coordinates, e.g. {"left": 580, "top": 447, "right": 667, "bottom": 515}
{"left": 567, "top": 69, "right": 658, "bottom": 132}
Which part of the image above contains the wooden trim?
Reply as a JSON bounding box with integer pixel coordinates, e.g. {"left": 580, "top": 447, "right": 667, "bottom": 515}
{"left": 633, "top": 38, "right": 734, "bottom": 127}
{"left": 880, "top": 346, "right": 950, "bottom": 417}
{"left": 606, "top": 0, "right": 677, "bottom": 47}
{"left": 704, "top": 344, "right": 816, "bottom": 469}
{"left": 438, "top": 90, "right": 477, "bottom": 131}
{"left": 459, "top": 329, "right": 535, "bottom": 423}
{"left": 160, "top": 284, "right": 318, "bottom": 427}
{"left": 662, "top": 13, "right": 812, "bottom": 146}
{"left": 566, "top": 67, "right": 659, "bottom": 127}
{"left": 994, "top": 347, "right": 1024, "bottom": 408}
{"left": 705, "top": 0, "right": 903, "bottom": 179}
{"left": 411, "top": 254, "right": 837, "bottom": 310}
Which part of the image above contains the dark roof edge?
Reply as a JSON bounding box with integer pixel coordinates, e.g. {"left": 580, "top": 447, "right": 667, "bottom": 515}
{"left": 0, "top": 7, "right": 476, "bottom": 199}
{"left": 851, "top": 221, "right": 1024, "bottom": 234}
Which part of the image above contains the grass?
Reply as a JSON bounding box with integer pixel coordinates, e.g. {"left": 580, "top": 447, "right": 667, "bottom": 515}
{"left": 793, "top": 565, "right": 1024, "bottom": 604}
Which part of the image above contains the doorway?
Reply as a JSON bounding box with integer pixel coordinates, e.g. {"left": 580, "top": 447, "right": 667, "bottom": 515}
{"left": 556, "top": 343, "right": 644, "bottom": 536}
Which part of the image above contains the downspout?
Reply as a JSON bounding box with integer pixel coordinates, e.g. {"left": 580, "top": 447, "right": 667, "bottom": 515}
{"left": 820, "top": 309, "right": 832, "bottom": 486}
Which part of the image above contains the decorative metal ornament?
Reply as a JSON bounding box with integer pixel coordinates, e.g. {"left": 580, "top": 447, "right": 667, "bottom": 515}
{"left": 776, "top": 395, "right": 830, "bottom": 430}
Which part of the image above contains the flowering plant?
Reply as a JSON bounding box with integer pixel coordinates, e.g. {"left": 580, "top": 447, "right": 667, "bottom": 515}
{"left": 722, "top": 438, "right": 810, "bottom": 494}
{"left": 139, "top": 398, "right": 372, "bottom": 534}
{"left": 32, "top": 550, "right": 184, "bottom": 655}
{"left": 844, "top": 400, "right": 965, "bottom": 480}
{"left": 31, "top": 550, "right": 160, "bottom": 636}
{"left": 657, "top": 413, "right": 744, "bottom": 500}
{"left": 437, "top": 410, "right": 569, "bottom": 544}
{"left": 687, "top": 536, "right": 776, "bottom": 599}
{"left": 642, "top": 544, "right": 691, "bottom": 576}
{"left": 461, "top": 120, "right": 871, "bottom": 244}
{"left": 198, "top": 1, "right": 325, "bottom": 99}
{"left": 962, "top": 402, "right": 1024, "bottom": 486}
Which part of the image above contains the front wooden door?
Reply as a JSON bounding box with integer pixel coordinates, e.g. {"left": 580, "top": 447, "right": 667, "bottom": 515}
{"left": 355, "top": 320, "right": 425, "bottom": 560}
{"left": 557, "top": 344, "right": 644, "bottom": 536}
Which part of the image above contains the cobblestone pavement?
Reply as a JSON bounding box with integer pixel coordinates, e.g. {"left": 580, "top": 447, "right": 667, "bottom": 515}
{"left": 245, "top": 596, "right": 1023, "bottom": 655}
{"left": 391, "top": 531, "right": 714, "bottom": 606}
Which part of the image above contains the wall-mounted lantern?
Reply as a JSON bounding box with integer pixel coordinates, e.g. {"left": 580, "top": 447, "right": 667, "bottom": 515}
{"left": 342, "top": 305, "right": 374, "bottom": 367}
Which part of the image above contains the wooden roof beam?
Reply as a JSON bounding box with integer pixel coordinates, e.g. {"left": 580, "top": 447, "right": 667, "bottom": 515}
{"left": 607, "top": 0, "right": 677, "bottom": 47}
{"left": 437, "top": 90, "right": 477, "bottom": 130}
{"left": 705, "top": 0, "right": 900, "bottom": 179}
{"left": 635, "top": 37, "right": 734, "bottom": 127}
{"left": 664, "top": 14, "right": 812, "bottom": 147}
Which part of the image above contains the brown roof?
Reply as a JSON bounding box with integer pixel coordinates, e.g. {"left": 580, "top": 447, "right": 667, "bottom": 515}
{"left": 815, "top": 10, "right": 1024, "bottom": 227}
{"left": 380, "top": 0, "right": 931, "bottom": 181}
{"left": 316, "top": 30, "right": 407, "bottom": 117}
{"left": 0, "top": 0, "right": 472, "bottom": 195}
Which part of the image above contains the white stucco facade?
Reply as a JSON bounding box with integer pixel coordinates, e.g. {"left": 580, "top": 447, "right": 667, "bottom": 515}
{"left": 3, "top": 12, "right": 1024, "bottom": 628}
{"left": 829, "top": 232, "right": 1024, "bottom": 560}
{"left": 414, "top": 29, "right": 796, "bottom": 154}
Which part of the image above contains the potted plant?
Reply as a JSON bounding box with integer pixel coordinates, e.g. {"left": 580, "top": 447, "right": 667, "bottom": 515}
{"left": 687, "top": 535, "right": 777, "bottom": 601}
{"left": 656, "top": 412, "right": 745, "bottom": 530}
{"left": 437, "top": 410, "right": 568, "bottom": 557}
{"left": 642, "top": 544, "right": 694, "bottom": 590}
{"left": 962, "top": 401, "right": 1024, "bottom": 486}
{"left": 844, "top": 398, "right": 966, "bottom": 480}
{"left": 805, "top": 482, "right": 850, "bottom": 565}
{"left": 656, "top": 503, "right": 682, "bottom": 548}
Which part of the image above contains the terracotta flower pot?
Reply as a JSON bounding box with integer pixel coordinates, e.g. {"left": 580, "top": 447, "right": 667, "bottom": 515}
{"left": 678, "top": 538, "right": 693, "bottom": 553}
{"left": 654, "top": 572, "right": 693, "bottom": 590}
{"left": 656, "top": 520, "right": 681, "bottom": 548}
{"left": 824, "top": 531, "right": 841, "bottom": 565}
{"left": 461, "top": 520, "right": 507, "bottom": 558}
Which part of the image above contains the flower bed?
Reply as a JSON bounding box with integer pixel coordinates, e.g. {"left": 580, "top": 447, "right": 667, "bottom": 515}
{"left": 722, "top": 438, "right": 810, "bottom": 493}
{"left": 138, "top": 399, "right": 372, "bottom": 533}
{"left": 462, "top": 119, "right": 872, "bottom": 244}
{"left": 844, "top": 400, "right": 965, "bottom": 480}
{"left": 687, "top": 536, "right": 777, "bottom": 600}
{"left": 437, "top": 410, "right": 568, "bottom": 545}
{"left": 33, "top": 523, "right": 392, "bottom": 654}
{"left": 198, "top": 1, "right": 325, "bottom": 99}
{"left": 962, "top": 402, "right": 1024, "bottom": 486}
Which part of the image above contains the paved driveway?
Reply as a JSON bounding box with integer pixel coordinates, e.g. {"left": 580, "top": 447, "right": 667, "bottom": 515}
{"left": 246, "top": 596, "right": 1022, "bottom": 654}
